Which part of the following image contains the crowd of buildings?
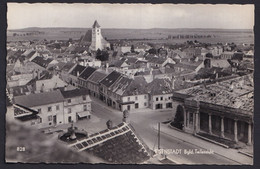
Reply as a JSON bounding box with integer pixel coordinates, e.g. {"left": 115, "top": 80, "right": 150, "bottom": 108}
{"left": 6, "top": 20, "right": 254, "bottom": 163}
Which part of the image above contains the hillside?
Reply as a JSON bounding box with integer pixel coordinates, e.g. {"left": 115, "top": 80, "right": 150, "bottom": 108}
{"left": 7, "top": 27, "right": 254, "bottom": 44}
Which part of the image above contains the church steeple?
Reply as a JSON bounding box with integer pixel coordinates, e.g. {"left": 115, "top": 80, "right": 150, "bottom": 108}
{"left": 92, "top": 20, "right": 101, "bottom": 28}
{"left": 89, "top": 20, "right": 110, "bottom": 51}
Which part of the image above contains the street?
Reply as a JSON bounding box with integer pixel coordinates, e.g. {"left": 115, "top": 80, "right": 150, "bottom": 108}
{"left": 90, "top": 98, "right": 252, "bottom": 164}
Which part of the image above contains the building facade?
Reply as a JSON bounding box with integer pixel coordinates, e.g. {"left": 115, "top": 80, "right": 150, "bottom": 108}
{"left": 90, "top": 20, "right": 110, "bottom": 51}
{"left": 172, "top": 74, "right": 253, "bottom": 145}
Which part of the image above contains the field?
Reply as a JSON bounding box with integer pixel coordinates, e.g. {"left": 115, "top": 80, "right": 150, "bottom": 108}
{"left": 7, "top": 27, "right": 254, "bottom": 44}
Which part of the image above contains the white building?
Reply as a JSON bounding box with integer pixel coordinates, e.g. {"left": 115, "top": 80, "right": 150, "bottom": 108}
{"left": 90, "top": 20, "right": 110, "bottom": 51}
{"left": 13, "top": 89, "right": 92, "bottom": 129}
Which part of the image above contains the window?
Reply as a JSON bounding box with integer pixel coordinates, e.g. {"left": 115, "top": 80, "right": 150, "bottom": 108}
{"left": 161, "top": 97, "right": 163, "bottom": 101}
{"left": 135, "top": 103, "right": 139, "bottom": 109}
{"left": 168, "top": 96, "right": 171, "bottom": 100}
{"left": 156, "top": 97, "right": 159, "bottom": 101}
{"left": 144, "top": 102, "right": 147, "bottom": 106}
{"left": 128, "top": 97, "right": 130, "bottom": 102}
{"left": 68, "top": 108, "right": 72, "bottom": 114}
{"left": 38, "top": 108, "right": 41, "bottom": 113}
{"left": 144, "top": 95, "right": 147, "bottom": 99}
{"left": 38, "top": 118, "right": 42, "bottom": 123}
{"left": 83, "top": 105, "right": 87, "bottom": 111}
{"left": 56, "top": 105, "right": 59, "bottom": 111}
{"left": 83, "top": 95, "right": 86, "bottom": 101}
{"left": 48, "top": 115, "right": 52, "bottom": 121}
{"left": 68, "top": 116, "right": 72, "bottom": 123}
{"left": 135, "top": 96, "right": 138, "bottom": 100}
{"left": 48, "top": 107, "right": 52, "bottom": 112}
{"left": 68, "top": 99, "right": 71, "bottom": 103}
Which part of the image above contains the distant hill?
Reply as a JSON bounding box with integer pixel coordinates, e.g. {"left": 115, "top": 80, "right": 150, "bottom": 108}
{"left": 7, "top": 27, "right": 254, "bottom": 44}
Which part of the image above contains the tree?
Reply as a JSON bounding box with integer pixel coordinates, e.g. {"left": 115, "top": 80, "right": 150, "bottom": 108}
{"left": 131, "top": 45, "right": 135, "bottom": 53}
{"left": 148, "top": 48, "right": 157, "bottom": 55}
{"left": 170, "top": 105, "right": 184, "bottom": 129}
{"left": 110, "top": 43, "right": 114, "bottom": 51}
{"left": 96, "top": 48, "right": 102, "bottom": 56}
{"left": 96, "top": 49, "right": 109, "bottom": 61}
{"left": 206, "top": 53, "right": 213, "bottom": 58}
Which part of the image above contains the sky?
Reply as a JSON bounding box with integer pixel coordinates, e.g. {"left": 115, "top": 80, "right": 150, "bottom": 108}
{"left": 7, "top": 3, "right": 254, "bottom": 30}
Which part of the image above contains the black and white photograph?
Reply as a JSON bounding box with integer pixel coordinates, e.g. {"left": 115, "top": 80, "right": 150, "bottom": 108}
{"left": 5, "top": 3, "right": 254, "bottom": 165}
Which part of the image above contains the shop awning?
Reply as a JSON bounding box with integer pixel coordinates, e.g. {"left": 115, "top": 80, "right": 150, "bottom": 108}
{"left": 77, "top": 111, "right": 90, "bottom": 118}
{"left": 119, "top": 101, "right": 135, "bottom": 105}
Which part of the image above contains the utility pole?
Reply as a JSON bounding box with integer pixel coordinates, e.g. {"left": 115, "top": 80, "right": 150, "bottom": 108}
{"left": 158, "top": 122, "right": 160, "bottom": 150}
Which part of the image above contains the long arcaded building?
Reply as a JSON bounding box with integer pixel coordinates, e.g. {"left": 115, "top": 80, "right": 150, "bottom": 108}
{"left": 172, "top": 74, "right": 253, "bottom": 145}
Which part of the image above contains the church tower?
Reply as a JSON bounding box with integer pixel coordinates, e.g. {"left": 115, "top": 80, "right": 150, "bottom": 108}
{"left": 90, "top": 20, "right": 110, "bottom": 51}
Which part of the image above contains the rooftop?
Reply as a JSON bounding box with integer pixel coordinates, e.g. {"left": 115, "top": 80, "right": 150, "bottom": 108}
{"left": 60, "top": 88, "right": 89, "bottom": 98}
{"left": 87, "top": 70, "right": 108, "bottom": 84}
{"left": 176, "top": 74, "right": 253, "bottom": 113}
{"left": 79, "top": 66, "right": 97, "bottom": 80}
{"left": 146, "top": 78, "right": 173, "bottom": 95}
{"left": 123, "top": 76, "right": 147, "bottom": 96}
{"left": 110, "top": 76, "right": 133, "bottom": 96}
{"left": 67, "top": 122, "right": 150, "bottom": 164}
{"left": 61, "top": 62, "right": 76, "bottom": 72}
{"left": 100, "top": 71, "right": 122, "bottom": 88}
{"left": 70, "top": 64, "right": 86, "bottom": 76}
{"left": 92, "top": 20, "right": 101, "bottom": 28}
{"left": 31, "top": 56, "right": 53, "bottom": 68}
{"left": 14, "top": 90, "right": 64, "bottom": 108}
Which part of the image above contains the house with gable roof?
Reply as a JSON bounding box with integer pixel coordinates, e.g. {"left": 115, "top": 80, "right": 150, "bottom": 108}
{"left": 62, "top": 121, "right": 151, "bottom": 164}
{"left": 146, "top": 78, "right": 174, "bottom": 110}
{"left": 77, "top": 66, "right": 97, "bottom": 88}
{"left": 99, "top": 71, "right": 122, "bottom": 104}
{"left": 68, "top": 64, "right": 86, "bottom": 86}
{"left": 13, "top": 88, "right": 92, "bottom": 129}
{"left": 85, "top": 70, "right": 108, "bottom": 98}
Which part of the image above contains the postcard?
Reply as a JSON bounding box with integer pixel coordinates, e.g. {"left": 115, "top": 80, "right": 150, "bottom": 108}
{"left": 5, "top": 3, "right": 254, "bottom": 164}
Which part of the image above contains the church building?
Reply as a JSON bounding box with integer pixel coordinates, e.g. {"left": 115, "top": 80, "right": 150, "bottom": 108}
{"left": 89, "top": 20, "right": 110, "bottom": 51}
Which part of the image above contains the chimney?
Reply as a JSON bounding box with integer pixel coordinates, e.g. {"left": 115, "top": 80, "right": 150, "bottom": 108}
{"left": 37, "top": 71, "right": 40, "bottom": 80}
{"left": 171, "top": 76, "right": 176, "bottom": 89}
{"left": 213, "top": 69, "right": 216, "bottom": 74}
{"left": 20, "top": 87, "right": 23, "bottom": 94}
{"left": 41, "top": 83, "right": 44, "bottom": 92}
{"left": 150, "top": 68, "right": 153, "bottom": 75}
{"left": 105, "top": 62, "right": 109, "bottom": 72}
{"left": 215, "top": 73, "right": 219, "bottom": 79}
{"left": 77, "top": 71, "right": 80, "bottom": 77}
{"left": 84, "top": 59, "right": 86, "bottom": 66}
{"left": 106, "top": 120, "right": 113, "bottom": 129}
{"left": 229, "top": 82, "right": 234, "bottom": 92}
